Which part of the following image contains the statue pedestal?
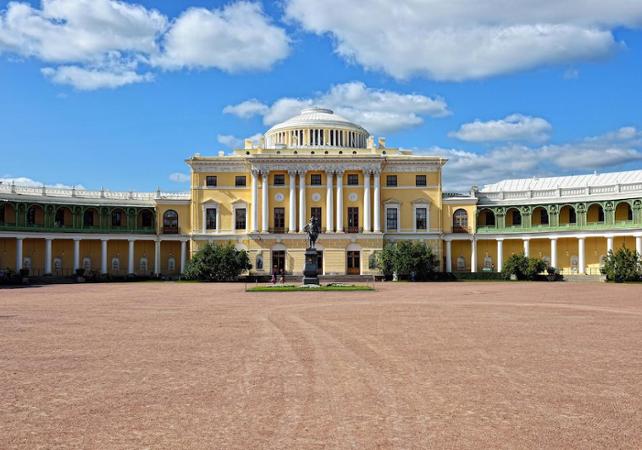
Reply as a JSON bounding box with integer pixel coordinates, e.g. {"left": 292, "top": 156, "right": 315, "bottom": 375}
{"left": 302, "top": 248, "right": 320, "bottom": 285}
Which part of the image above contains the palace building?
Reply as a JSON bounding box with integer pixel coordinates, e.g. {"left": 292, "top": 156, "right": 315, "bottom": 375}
{"left": 1, "top": 107, "right": 642, "bottom": 277}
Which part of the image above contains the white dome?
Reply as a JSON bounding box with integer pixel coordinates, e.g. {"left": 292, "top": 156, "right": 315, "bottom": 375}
{"left": 267, "top": 107, "right": 368, "bottom": 135}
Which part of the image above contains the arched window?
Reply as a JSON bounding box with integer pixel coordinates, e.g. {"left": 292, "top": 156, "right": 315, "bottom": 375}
{"left": 587, "top": 204, "right": 604, "bottom": 224}
{"left": 559, "top": 205, "right": 576, "bottom": 225}
{"left": 478, "top": 209, "right": 495, "bottom": 227}
{"left": 163, "top": 210, "right": 178, "bottom": 233}
{"left": 615, "top": 202, "right": 633, "bottom": 222}
{"left": 506, "top": 208, "right": 521, "bottom": 227}
{"left": 453, "top": 209, "right": 468, "bottom": 232}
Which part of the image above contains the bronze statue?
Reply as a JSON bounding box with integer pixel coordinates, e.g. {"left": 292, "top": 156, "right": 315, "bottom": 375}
{"left": 303, "top": 216, "right": 320, "bottom": 249}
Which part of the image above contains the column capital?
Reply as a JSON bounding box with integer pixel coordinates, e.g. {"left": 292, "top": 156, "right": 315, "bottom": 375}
{"left": 73, "top": 237, "right": 82, "bottom": 242}
{"left": 287, "top": 169, "right": 297, "bottom": 176}
{"left": 101, "top": 238, "right": 110, "bottom": 242}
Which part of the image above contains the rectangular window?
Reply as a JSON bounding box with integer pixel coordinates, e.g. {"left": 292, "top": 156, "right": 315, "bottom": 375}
{"left": 235, "top": 176, "right": 247, "bottom": 187}
{"left": 310, "top": 174, "right": 322, "bottom": 185}
{"left": 273, "top": 174, "right": 285, "bottom": 186}
{"left": 311, "top": 207, "right": 322, "bottom": 226}
{"left": 386, "top": 175, "right": 398, "bottom": 187}
{"left": 206, "top": 176, "right": 217, "bottom": 187}
{"left": 206, "top": 208, "right": 217, "bottom": 230}
{"left": 348, "top": 207, "right": 359, "bottom": 232}
{"left": 273, "top": 207, "right": 285, "bottom": 232}
{"left": 386, "top": 208, "right": 398, "bottom": 231}
{"left": 415, "top": 207, "right": 427, "bottom": 231}
{"left": 415, "top": 175, "right": 427, "bottom": 187}
{"left": 347, "top": 174, "right": 359, "bottom": 185}
{"left": 112, "top": 211, "right": 122, "bottom": 227}
{"left": 235, "top": 208, "right": 246, "bottom": 230}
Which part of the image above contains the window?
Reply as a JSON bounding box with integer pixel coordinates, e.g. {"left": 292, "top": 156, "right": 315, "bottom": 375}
{"left": 83, "top": 210, "right": 95, "bottom": 227}
{"left": 416, "top": 175, "right": 427, "bottom": 187}
{"left": 453, "top": 209, "right": 468, "bottom": 232}
{"left": 569, "top": 208, "right": 577, "bottom": 224}
{"left": 273, "top": 207, "right": 285, "bottom": 232}
{"left": 163, "top": 210, "right": 178, "bottom": 233}
{"left": 311, "top": 207, "right": 322, "bottom": 226}
{"left": 511, "top": 209, "right": 521, "bottom": 226}
{"left": 386, "top": 208, "right": 398, "bottom": 231}
{"left": 54, "top": 208, "right": 65, "bottom": 227}
{"left": 206, "top": 176, "right": 217, "bottom": 187}
{"left": 140, "top": 210, "right": 153, "bottom": 228}
{"left": 347, "top": 174, "right": 359, "bottom": 185}
{"left": 386, "top": 175, "right": 397, "bottom": 187}
{"left": 273, "top": 174, "right": 285, "bottom": 186}
{"left": 27, "top": 206, "right": 37, "bottom": 226}
{"left": 348, "top": 207, "right": 359, "bottom": 232}
{"left": 206, "top": 208, "right": 217, "bottom": 230}
{"left": 540, "top": 208, "right": 549, "bottom": 225}
{"left": 112, "top": 210, "right": 123, "bottom": 227}
{"left": 416, "top": 207, "right": 427, "bottom": 231}
{"left": 235, "top": 176, "right": 247, "bottom": 187}
{"left": 235, "top": 208, "right": 247, "bottom": 230}
{"left": 310, "top": 174, "right": 322, "bottom": 185}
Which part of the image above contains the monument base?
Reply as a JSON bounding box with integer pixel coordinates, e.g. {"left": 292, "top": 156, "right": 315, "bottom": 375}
{"left": 302, "top": 248, "right": 320, "bottom": 285}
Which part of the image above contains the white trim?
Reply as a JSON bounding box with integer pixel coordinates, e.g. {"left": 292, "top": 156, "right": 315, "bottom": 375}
{"left": 413, "top": 203, "right": 430, "bottom": 233}
{"left": 384, "top": 204, "right": 400, "bottom": 233}
{"left": 232, "top": 201, "right": 248, "bottom": 232}
{"left": 201, "top": 201, "right": 220, "bottom": 234}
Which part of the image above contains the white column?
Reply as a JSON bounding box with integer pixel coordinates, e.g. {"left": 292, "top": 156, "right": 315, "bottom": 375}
{"left": 471, "top": 238, "right": 477, "bottom": 273}
{"left": 251, "top": 170, "right": 259, "bottom": 232}
{"left": 363, "top": 171, "right": 371, "bottom": 232}
{"left": 607, "top": 236, "right": 614, "bottom": 254}
{"left": 445, "top": 240, "right": 452, "bottom": 272}
{"left": 288, "top": 171, "right": 296, "bottom": 233}
{"left": 154, "top": 239, "right": 161, "bottom": 276}
{"left": 550, "top": 238, "right": 558, "bottom": 269}
{"left": 497, "top": 239, "right": 504, "bottom": 272}
{"left": 261, "top": 171, "right": 269, "bottom": 233}
{"left": 336, "top": 171, "right": 344, "bottom": 232}
{"left": 180, "top": 240, "right": 187, "bottom": 273}
{"left": 128, "top": 239, "right": 135, "bottom": 274}
{"left": 636, "top": 236, "right": 642, "bottom": 257}
{"left": 578, "top": 237, "right": 586, "bottom": 274}
{"left": 44, "top": 238, "right": 52, "bottom": 274}
{"left": 326, "top": 170, "right": 334, "bottom": 232}
{"left": 298, "top": 172, "right": 306, "bottom": 231}
{"left": 101, "top": 239, "right": 108, "bottom": 274}
{"left": 373, "top": 171, "right": 381, "bottom": 233}
{"left": 16, "top": 237, "right": 23, "bottom": 271}
{"left": 73, "top": 239, "right": 80, "bottom": 271}
{"left": 523, "top": 239, "right": 530, "bottom": 257}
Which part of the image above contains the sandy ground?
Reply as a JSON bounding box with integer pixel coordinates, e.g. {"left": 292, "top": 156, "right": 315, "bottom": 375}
{"left": 1, "top": 281, "right": 641, "bottom": 449}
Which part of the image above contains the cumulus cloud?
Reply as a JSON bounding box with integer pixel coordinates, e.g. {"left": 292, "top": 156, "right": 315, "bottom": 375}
{"left": 424, "top": 126, "right": 642, "bottom": 191}
{"left": 0, "top": 0, "right": 290, "bottom": 89}
{"left": 284, "top": 0, "right": 641, "bottom": 81}
{"left": 449, "top": 114, "right": 552, "bottom": 143}
{"left": 0, "top": 176, "right": 84, "bottom": 189}
{"left": 217, "top": 133, "right": 262, "bottom": 148}
{"left": 168, "top": 172, "right": 190, "bottom": 183}
{"left": 223, "top": 81, "right": 449, "bottom": 134}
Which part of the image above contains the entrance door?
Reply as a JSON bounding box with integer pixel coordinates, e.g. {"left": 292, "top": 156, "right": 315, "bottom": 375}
{"left": 347, "top": 251, "right": 360, "bottom": 275}
{"left": 272, "top": 250, "right": 286, "bottom": 274}
{"left": 348, "top": 207, "right": 359, "bottom": 233}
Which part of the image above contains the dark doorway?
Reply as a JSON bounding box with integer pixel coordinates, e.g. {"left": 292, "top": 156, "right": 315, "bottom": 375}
{"left": 272, "top": 250, "right": 286, "bottom": 274}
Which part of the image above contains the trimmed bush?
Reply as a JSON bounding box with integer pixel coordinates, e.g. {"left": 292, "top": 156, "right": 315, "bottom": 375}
{"left": 502, "top": 253, "right": 549, "bottom": 281}
{"left": 376, "top": 241, "right": 439, "bottom": 281}
{"left": 183, "top": 242, "right": 252, "bottom": 282}
{"left": 601, "top": 248, "right": 641, "bottom": 282}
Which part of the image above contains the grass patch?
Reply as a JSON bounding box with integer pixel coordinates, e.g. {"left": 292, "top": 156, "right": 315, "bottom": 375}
{"left": 248, "top": 285, "right": 374, "bottom": 292}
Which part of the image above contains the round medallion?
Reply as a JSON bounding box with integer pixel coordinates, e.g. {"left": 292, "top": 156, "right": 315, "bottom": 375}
{"left": 348, "top": 193, "right": 358, "bottom": 202}
{"left": 312, "top": 193, "right": 321, "bottom": 202}
{"left": 275, "top": 193, "right": 284, "bottom": 202}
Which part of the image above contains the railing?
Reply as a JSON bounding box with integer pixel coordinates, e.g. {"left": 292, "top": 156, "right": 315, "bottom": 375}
{"left": 0, "top": 224, "right": 156, "bottom": 234}
{"left": 162, "top": 226, "right": 179, "bottom": 234}
{"left": 452, "top": 225, "right": 471, "bottom": 233}
{"left": 477, "top": 220, "right": 639, "bottom": 233}
{"left": 479, "top": 181, "right": 642, "bottom": 202}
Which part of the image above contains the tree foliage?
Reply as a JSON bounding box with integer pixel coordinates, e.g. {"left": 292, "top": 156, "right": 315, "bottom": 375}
{"left": 376, "top": 241, "right": 438, "bottom": 280}
{"left": 601, "top": 248, "right": 641, "bottom": 282}
{"left": 183, "top": 242, "right": 251, "bottom": 281}
{"left": 502, "top": 253, "right": 547, "bottom": 280}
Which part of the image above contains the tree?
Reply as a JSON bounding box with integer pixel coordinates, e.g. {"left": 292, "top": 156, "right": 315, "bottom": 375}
{"left": 183, "top": 242, "right": 251, "bottom": 281}
{"left": 377, "top": 241, "right": 438, "bottom": 280}
{"left": 601, "top": 248, "right": 641, "bottom": 282}
{"left": 502, "top": 253, "right": 547, "bottom": 280}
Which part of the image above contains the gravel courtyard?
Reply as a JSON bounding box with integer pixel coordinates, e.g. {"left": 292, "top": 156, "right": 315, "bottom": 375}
{"left": 1, "top": 282, "right": 641, "bottom": 449}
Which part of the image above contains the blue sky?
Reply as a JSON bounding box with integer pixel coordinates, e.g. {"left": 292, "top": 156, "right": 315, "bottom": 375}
{"left": 1, "top": 0, "right": 642, "bottom": 191}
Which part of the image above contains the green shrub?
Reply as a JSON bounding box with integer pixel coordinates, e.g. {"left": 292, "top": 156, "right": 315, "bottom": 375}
{"left": 183, "top": 242, "right": 252, "bottom": 282}
{"left": 601, "top": 248, "right": 641, "bottom": 282}
{"left": 376, "top": 241, "right": 438, "bottom": 280}
{"left": 502, "top": 253, "right": 548, "bottom": 280}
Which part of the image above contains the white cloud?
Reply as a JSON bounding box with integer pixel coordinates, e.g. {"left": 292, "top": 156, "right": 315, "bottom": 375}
{"left": 222, "top": 99, "right": 269, "bottom": 119}
{"left": 217, "top": 133, "right": 263, "bottom": 148}
{"left": 168, "top": 172, "right": 189, "bottom": 183}
{"left": 449, "top": 114, "right": 552, "bottom": 143}
{"left": 0, "top": 176, "right": 84, "bottom": 189}
{"left": 42, "top": 65, "right": 153, "bottom": 90}
{"left": 284, "top": 0, "right": 642, "bottom": 80}
{"left": 0, "top": 0, "right": 290, "bottom": 89}
{"left": 224, "top": 81, "right": 449, "bottom": 134}
{"left": 424, "top": 126, "right": 642, "bottom": 191}
{"left": 156, "top": 2, "right": 289, "bottom": 71}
